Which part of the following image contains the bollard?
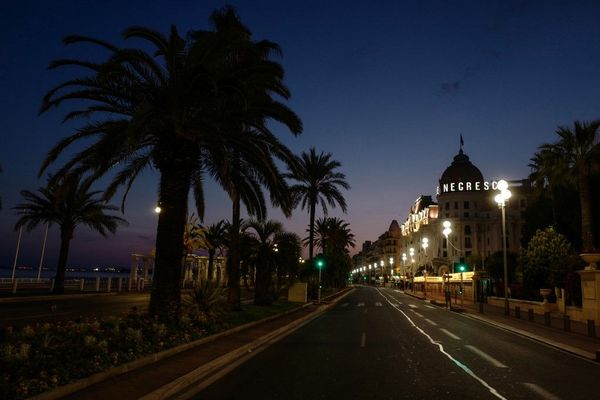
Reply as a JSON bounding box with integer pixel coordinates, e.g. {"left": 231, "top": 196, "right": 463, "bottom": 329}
{"left": 50, "top": 279, "right": 55, "bottom": 292}
{"left": 107, "top": 277, "right": 112, "bottom": 293}
{"left": 515, "top": 306, "right": 520, "bottom": 319}
{"left": 95, "top": 277, "right": 100, "bottom": 292}
{"left": 563, "top": 315, "right": 571, "bottom": 332}
{"left": 79, "top": 279, "right": 85, "bottom": 291}
{"left": 117, "top": 277, "right": 123, "bottom": 292}
{"left": 127, "top": 278, "right": 132, "bottom": 292}
{"left": 528, "top": 309, "right": 534, "bottom": 322}
{"left": 137, "top": 278, "right": 144, "bottom": 291}
{"left": 544, "top": 312, "right": 551, "bottom": 326}
{"left": 588, "top": 320, "right": 596, "bottom": 338}
{"left": 478, "top": 302, "right": 484, "bottom": 314}
{"left": 11, "top": 280, "right": 17, "bottom": 294}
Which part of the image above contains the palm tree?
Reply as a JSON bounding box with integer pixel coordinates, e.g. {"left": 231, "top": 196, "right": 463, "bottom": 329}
{"left": 183, "top": 213, "right": 205, "bottom": 257}
{"left": 311, "top": 217, "right": 356, "bottom": 256}
{"left": 534, "top": 120, "right": 600, "bottom": 251}
{"left": 202, "top": 220, "right": 227, "bottom": 281}
{"left": 38, "top": 7, "right": 300, "bottom": 322}
{"left": 13, "top": 175, "right": 126, "bottom": 294}
{"left": 244, "top": 219, "right": 283, "bottom": 305}
{"left": 287, "top": 148, "right": 350, "bottom": 260}
{"left": 274, "top": 231, "right": 302, "bottom": 290}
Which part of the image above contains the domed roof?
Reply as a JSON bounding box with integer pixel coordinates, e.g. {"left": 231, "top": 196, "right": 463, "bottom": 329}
{"left": 439, "top": 149, "right": 483, "bottom": 186}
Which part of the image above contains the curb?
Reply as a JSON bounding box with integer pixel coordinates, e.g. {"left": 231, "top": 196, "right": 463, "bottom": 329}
{"left": 31, "top": 288, "right": 352, "bottom": 400}
{"left": 0, "top": 292, "right": 120, "bottom": 303}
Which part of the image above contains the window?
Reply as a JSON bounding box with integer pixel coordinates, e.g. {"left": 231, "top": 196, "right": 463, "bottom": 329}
{"left": 445, "top": 202, "right": 450, "bottom": 210}
{"left": 464, "top": 201, "right": 470, "bottom": 209}
{"left": 464, "top": 225, "right": 471, "bottom": 235}
{"left": 464, "top": 212, "right": 469, "bottom": 218}
{"left": 454, "top": 202, "right": 458, "bottom": 209}
{"left": 465, "top": 237, "right": 472, "bottom": 248}
{"left": 465, "top": 251, "right": 472, "bottom": 257}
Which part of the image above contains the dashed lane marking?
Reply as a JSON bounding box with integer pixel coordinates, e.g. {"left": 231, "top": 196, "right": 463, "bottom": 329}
{"left": 341, "top": 303, "right": 349, "bottom": 308}
{"left": 408, "top": 304, "right": 418, "bottom": 309}
{"left": 412, "top": 312, "right": 424, "bottom": 318}
{"left": 465, "top": 345, "right": 509, "bottom": 368}
{"left": 425, "top": 305, "right": 435, "bottom": 309}
{"left": 375, "top": 302, "right": 382, "bottom": 307}
{"left": 360, "top": 332, "right": 366, "bottom": 348}
{"left": 425, "top": 318, "right": 438, "bottom": 326}
{"left": 357, "top": 302, "right": 365, "bottom": 307}
{"left": 522, "top": 383, "right": 560, "bottom": 400}
{"left": 440, "top": 329, "right": 461, "bottom": 340}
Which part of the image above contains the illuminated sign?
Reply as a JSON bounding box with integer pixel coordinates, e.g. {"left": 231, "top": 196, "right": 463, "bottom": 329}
{"left": 436, "top": 180, "right": 499, "bottom": 195}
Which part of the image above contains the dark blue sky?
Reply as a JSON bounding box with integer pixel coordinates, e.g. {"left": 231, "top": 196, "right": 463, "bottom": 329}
{"left": 1, "top": 0, "right": 599, "bottom": 269}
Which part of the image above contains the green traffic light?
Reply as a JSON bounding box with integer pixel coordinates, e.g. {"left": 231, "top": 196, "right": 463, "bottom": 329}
{"left": 459, "top": 265, "right": 466, "bottom": 272}
{"left": 316, "top": 259, "right": 324, "bottom": 269}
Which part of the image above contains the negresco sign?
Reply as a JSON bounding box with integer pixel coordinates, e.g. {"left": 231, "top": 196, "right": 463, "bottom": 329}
{"left": 436, "top": 180, "right": 499, "bottom": 195}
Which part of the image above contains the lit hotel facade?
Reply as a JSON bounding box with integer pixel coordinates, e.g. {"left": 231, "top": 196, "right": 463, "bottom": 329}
{"left": 353, "top": 148, "right": 529, "bottom": 281}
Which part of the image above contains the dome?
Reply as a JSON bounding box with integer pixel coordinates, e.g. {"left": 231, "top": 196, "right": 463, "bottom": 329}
{"left": 439, "top": 149, "right": 484, "bottom": 187}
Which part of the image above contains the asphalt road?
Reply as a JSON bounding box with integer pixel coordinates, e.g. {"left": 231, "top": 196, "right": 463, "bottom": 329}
{"left": 0, "top": 293, "right": 149, "bottom": 328}
{"left": 196, "top": 286, "right": 599, "bottom": 400}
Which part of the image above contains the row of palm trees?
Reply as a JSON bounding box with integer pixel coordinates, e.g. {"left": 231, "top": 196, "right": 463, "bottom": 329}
{"left": 528, "top": 120, "right": 600, "bottom": 253}
{"left": 15, "top": 7, "right": 350, "bottom": 324}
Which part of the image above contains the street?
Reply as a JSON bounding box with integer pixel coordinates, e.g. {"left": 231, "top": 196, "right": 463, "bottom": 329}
{"left": 197, "top": 286, "right": 598, "bottom": 400}
{"left": 0, "top": 293, "right": 149, "bottom": 328}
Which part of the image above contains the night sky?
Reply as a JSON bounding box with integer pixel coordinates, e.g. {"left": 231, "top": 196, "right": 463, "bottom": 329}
{"left": 1, "top": 0, "right": 600, "bottom": 269}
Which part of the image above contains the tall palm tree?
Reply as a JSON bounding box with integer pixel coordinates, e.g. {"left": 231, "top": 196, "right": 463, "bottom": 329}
{"left": 287, "top": 148, "right": 350, "bottom": 260}
{"left": 534, "top": 120, "right": 600, "bottom": 251}
{"left": 311, "top": 216, "right": 356, "bottom": 256}
{"left": 38, "top": 7, "right": 300, "bottom": 322}
{"left": 245, "top": 219, "right": 283, "bottom": 305}
{"left": 13, "top": 175, "right": 126, "bottom": 293}
{"left": 202, "top": 220, "right": 227, "bottom": 281}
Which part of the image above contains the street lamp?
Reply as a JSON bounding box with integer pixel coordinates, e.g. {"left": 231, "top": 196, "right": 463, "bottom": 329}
{"left": 401, "top": 253, "right": 407, "bottom": 289}
{"left": 409, "top": 247, "right": 415, "bottom": 292}
{"left": 389, "top": 257, "right": 394, "bottom": 283}
{"left": 421, "top": 237, "right": 429, "bottom": 298}
{"left": 442, "top": 220, "right": 452, "bottom": 271}
{"left": 495, "top": 179, "right": 512, "bottom": 316}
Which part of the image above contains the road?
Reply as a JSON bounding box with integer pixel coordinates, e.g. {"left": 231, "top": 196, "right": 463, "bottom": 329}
{"left": 197, "top": 286, "right": 598, "bottom": 400}
{"left": 0, "top": 293, "right": 149, "bottom": 328}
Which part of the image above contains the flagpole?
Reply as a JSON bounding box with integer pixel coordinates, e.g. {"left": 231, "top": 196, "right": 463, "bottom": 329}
{"left": 37, "top": 223, "right": 49, "bottom": 281}
{"left": 11, "top": 227, "right": 23, "bottom": 282}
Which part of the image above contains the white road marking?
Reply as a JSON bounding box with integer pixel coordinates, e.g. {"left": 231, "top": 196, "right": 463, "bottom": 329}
{"left": 375, "top": 302, "right": 382, "bottom": 307}
{"left": 360, "top": 332, "right": 366, "bottom": 348}
{"left": 376, "top": 288, "right": 507, "bottom": 400}
{"left": 465, "top": 345, "right": 509, "bottom": 368}
{"left": 522, "top": 383, "right": 561, "bottom": 400}
{"left": 425, "top": 305, "right": 435, "bottom": 309}
{"left": 425, "top": 318, "right": 438, "bottom": 326}
{"left": 357, "top": 302, "right": 365, "bottom": 307}
{"left": 408, "top": 304, "right": 417, "bottom": 309}
{"left": 412, "top": 312, "right": 424, "bottom": 318}
{"left": 440, "top": 329, "right": 461, "bottom": 340}
{"left": 341, "top": 303, "right": 349, "bottom": 308}
{"left": 394, "top": 290, "right": 401, "bottom": 293}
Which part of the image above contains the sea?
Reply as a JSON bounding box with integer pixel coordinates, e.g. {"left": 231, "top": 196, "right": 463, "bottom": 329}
{"left": 0, "top": 266, "right": 131, "bottom": 280}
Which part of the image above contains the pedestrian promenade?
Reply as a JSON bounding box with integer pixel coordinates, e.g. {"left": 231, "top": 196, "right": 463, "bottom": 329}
{"left": 405, "top": 288, "right": 600, "bottom": 361}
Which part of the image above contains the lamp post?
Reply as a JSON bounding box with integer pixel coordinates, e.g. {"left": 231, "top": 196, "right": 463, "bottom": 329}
{"left": 409, "top": 247, "right": 415, "bottom": 292}
{"left": 389, "top": 257, "right": 394, "bottom": 286}
{"left": 442, "top": 221, "right": 452, "bottom": 272}
{"left": 401, "top": 253, "right": 407, "bottom": 289}
{"left": 495, "top": 179, "right": 512, "bottom": 316}
{"left": 380, "top": 260, "right": 384, "bottom": 286}
{"left": 421, "top": 238, "right": 429, "bottom": 298}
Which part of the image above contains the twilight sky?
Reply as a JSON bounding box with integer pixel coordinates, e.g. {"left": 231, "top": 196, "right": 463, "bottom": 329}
{"left": 1, "top": 0, "right": 600, "bottom": 269}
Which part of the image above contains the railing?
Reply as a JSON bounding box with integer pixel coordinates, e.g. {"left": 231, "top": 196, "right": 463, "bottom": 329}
{"left": 0, "top": 277, "right": 153, "bottom": 295}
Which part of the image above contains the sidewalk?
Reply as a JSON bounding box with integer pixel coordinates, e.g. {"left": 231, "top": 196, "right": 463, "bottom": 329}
{"left": 404, "top": 289, "right": 600, "bottom": 361}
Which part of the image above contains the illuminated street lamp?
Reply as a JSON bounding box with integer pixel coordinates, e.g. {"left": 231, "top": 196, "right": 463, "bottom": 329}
{"left": 402, "top": 253, "right": 407, "bottom": 289}
{"left": 154, "top": 206, "right": 162, "bottom": 214}
{"left": 409, "top": 247, "right": 415, "bottom": 291}
{"left": 389, "top": 257, "right": 394, "bottom": 280}
{"left": 495, "top": 179, "right": 512, "bottom": 316}
{"left": 421, "top": 237, "right": 429, "bottom": 298}
{"left": 442, "top": 220, "right": 452, "bottom": 271}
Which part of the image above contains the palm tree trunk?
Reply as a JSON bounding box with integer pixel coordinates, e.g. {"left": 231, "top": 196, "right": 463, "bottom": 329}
{"left": 149, "top": 164, "right": 191, "bottom": 324}
{"left": 207, "top": 249, "right": 215, "bottom": 281}
{"left": 578, "top": 172, "right": 596, "bottom": 251}
{"left": 254, "top": 261, "right": 273, "bottom": 306}
{"left": 309, "top": 201, "right": 316, "bottom": 260}
{"left": 53, "top": 228, "right": 72, "bottom": 294}
{"left": 227, "top": 187, "right": 242, "bottom": 310}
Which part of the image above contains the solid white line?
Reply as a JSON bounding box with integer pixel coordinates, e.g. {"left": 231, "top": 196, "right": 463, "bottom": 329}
{"left": 522, "top": 382, "right": 561, "bottom": 400}
{"left": 440, "top": 329, "right": 461, "bottom": 340}
{"left": 360, "top": 332, "right": 366, "bottom": 348}
{"left": 465, "top": 345, "right": 509, "bottom": 368}
{"left": 376, "top": 289, "right": 507, "bottom": 400}
{"left": 425, "top": 318, "right": 438, "bottom": 326}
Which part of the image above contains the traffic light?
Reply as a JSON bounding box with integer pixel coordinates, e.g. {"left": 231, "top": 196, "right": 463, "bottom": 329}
{"left": 315, "top": 257, "right": 325, "bottom": 270}
{"left": 457, "top": 257, "right": 468, "bottom": 272}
